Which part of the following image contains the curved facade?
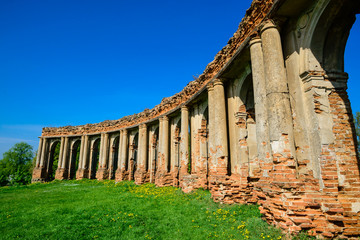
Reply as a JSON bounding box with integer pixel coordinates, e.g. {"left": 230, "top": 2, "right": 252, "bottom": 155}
{"left": 32, "top": 0, "right": 360, "bottom": 238}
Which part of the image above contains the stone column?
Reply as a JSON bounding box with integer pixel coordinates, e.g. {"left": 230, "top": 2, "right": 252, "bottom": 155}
{"left": 260, "top": 20, "right": 296, "bottom": 165}
{"left": 54, "top": 137, "right": 64, "bottom": 180}
{"left": 39, "top": 138, "right": 48, "bottom": 168}
{"left": 54, "top": 137, "right": 69, "bottom": 180}
{"left": 61, "top": 137, "right": 69, "bottom": 170}
{"left": 57, "top": 137, "right": 65, "bottom": 169}
{"left": 207, "top": 84, "right": 215, "bottom": 176}
{"left": 162, "top": 116, "right": 169, "bottom": 173}
{"left": 88, "top": 139, "right": 95, "bottom": 179}
{"left": 76, "top": 136, "right": 84, "bottom": 179}
{"left": 82, "top": 135, "right": 90, "bottom": 178}
{"left": 32, "top": 137, "right": 48, "bottom": 182}
{"left": 98, "top": 133, "right": 105, "bottom": 168}
{"left": 115, "top": 130, "right": 123, "bottom": 181}
{"left": 157, "top": 118, "right": 164, "bottom": 170}
{"left": 78, "top": 136, "right": 85, "bottom": 169}
{"left": 212, "top": 79, "right": 229, "bottom": 176}
{"left": 35, "top": 138, "right": 43, "bottom": 168}
{"left": 249, "top": 37, "right": 272, "bottom": 164}
{"left": 96, "top": 133, "right": 109, "bottom": 180}
{"left": 82, "top": 135, "right": 89, "bottom": 169}
{"left": 139, "top": 124, "right": 148, "bottom": 168}
{"left": 115, "top": 129, "right": 128, "bottom": 181}
{"left": 156, "top": 116, "right": 169, "bottom": 186}
{"left": 103, "top": 133, "right": 109, "bottom": 169}
{"left": 149, "top": 128, "right": 156, "bottom": 183}
{"left": 180, "top": 106, "right": 189, "bottom": 178}
{"left": 108, "top": 135, "right": 116, "bottom": 179}
{"left": 77, "top": 135, "right": 89, "bottom": 179}
{"left": 135, "top": 124, "right": 147, "bottom": 184}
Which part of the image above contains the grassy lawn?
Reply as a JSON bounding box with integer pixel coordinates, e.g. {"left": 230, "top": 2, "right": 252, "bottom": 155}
{"left": 0, "top": 180, "right": 285, "bottom": 240}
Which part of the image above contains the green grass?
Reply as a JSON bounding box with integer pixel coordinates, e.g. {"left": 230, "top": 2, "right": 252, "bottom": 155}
{"left": 0, "top": 180, "right": 285, "bottom": 240}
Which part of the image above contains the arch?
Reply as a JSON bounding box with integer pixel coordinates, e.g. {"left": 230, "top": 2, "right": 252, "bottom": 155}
{"left": 69, "top": 139, "right": 81, "bottom": 179}
{"left": 46, "top": 140, "right": 61, "bottom": 181}
{"left": 89, "top": 137, "right": 101, "bottom": 179}
{"left": 299, "top": 0, "right": 359, "bottom": 74}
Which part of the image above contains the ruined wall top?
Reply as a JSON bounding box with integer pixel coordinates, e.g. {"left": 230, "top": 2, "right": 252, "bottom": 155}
{"left": 42, "top": 0, "right": 276, "bottom": 137}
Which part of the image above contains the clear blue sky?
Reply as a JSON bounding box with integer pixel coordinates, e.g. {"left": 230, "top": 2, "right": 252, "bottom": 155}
{"left": 0, "top": 1, "right": 359, "bottom": 157}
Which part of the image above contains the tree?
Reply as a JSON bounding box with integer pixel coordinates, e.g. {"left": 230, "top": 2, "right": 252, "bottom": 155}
{"left": 355, "top": 112, "right": 360, "bottom": 156}
{"left": 0, "top": 142, "right": 34, "bottom": 186}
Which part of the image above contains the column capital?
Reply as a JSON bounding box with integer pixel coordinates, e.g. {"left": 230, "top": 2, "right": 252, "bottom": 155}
{"left": 206, "top": 83, "right": 214, "bottom": 91}
{"left": 162, "top": 115, "right": 169, "bottom": 122}
{"left": 213, "top": 78, "right": 225, "bottom": 86}
{"left": 139, "top": 123, "right": 147, "bottom": 130}
{"left": 249, "top": 37, "right": 262, "bottom": 47}
{"left": 260, "top": 19, "right": 278, "bottom": 34}
{"left": 181, "top": 105, "right": 189, "bottom": 111}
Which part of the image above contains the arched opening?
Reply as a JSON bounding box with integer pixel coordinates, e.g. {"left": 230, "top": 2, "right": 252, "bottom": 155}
{"left": 129, "top": 132, "right": 138, "bottom": 180}
{"left": 90, "top": 138, "right": 101, "bottom": 179}
{"left": 69, "top": 140, "right": 81, "bottom": 180}
{"left": 47, "top": 140, "right": 60, "bottom": 181}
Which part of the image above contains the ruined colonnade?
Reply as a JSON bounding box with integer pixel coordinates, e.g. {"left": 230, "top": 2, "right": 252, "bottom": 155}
{"left": 32, "top": 0, "right": 360, "bottom": 238}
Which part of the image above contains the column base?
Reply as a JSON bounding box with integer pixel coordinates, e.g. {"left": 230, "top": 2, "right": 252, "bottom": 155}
{"left": 128, "top": 160, "right": 136, "bottom": 181}
{"left": 172, "top": 167, "right": 180, "bottom": 187}
{"left": 134, "top": 167, "right": 146, "bottom": 185}
{"left": 55, "top": 168, "right": 69, "bottom": 180}
{"left": 108, "top": 168, "right": 116, "bottom": 180}
{"left": 96, "top": 168, "right": 109, "bottom": 180}
{"left": 76, "top": 168, "right": 89, "bottom": 179}
{"left": 155, "top": 170, "right": 173, "bottom": 187}
{"left": 31, "top": 167, "right": 47, "bottom": 182}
